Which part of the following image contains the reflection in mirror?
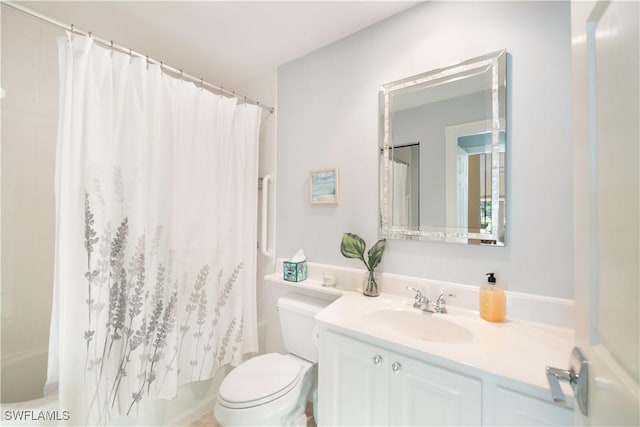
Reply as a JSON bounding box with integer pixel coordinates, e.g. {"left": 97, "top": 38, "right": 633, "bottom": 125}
{"left": 447, "top": 125, "right": 505, "bottom": 243}
{"left": 387, "top": 144, "right": 420, "bottom": 227}
{"left": 380, "top": 50, "right": 507, "bottom": 245}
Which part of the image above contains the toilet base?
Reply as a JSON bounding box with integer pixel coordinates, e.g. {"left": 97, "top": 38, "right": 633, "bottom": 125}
{"left": 290, "top": 411, "right": 308, "bottom": 427}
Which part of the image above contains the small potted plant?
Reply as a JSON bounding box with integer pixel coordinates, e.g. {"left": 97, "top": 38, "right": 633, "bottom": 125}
{"left": 340, "top": 232, "right": 386, "bottom": 297}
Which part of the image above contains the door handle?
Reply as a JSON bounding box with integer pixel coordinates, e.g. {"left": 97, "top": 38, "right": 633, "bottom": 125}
{"left": 546, "top": 366, "right": 572, "bottom": 402}
{"left": 545, "top": 347, "right": 589, "bottom": 416}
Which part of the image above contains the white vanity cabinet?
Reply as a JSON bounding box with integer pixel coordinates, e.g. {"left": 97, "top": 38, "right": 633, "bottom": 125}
{"left": 318, "top": 329, "right": 482, "bottom": 426}
{"left": 388, "top": 352, "right": 482, "bottom": 425}
{"left": 317, "top": 329, "right": 388, "bottom": 425}
{"left": 318, "top": 328, "right": 573, "bottom": 427}
{"left": 491, "top": 386, "right": 573, "bottom": 426}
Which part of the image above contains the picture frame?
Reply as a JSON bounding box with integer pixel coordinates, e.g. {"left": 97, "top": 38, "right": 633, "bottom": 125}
{"left": 309, "top": 168, "right": 339, "bottom": 205}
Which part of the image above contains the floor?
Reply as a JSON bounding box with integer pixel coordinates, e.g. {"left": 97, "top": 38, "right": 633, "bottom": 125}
{"left": 186, "top": 411, "right": 219, "bottom": 427}
{"left": 186, "top": 403, "right": 316, "bottom": 427}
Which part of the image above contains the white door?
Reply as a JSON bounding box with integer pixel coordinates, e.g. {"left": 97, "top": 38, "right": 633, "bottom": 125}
{"left": 388, "top": 353, "right": 481, "bottom": 426}
{"left": 318, "top": 330, "right": 388, "bottom": 426}
{"left": 572, "top": 0, "right": 639, "bottom": 425}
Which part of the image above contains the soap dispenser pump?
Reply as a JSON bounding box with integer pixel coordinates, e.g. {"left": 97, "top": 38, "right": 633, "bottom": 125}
{"left": 479, "top": 272, "right": 506, "bottom": 322}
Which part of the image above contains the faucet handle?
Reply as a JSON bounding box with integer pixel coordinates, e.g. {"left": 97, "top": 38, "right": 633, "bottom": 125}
{"left": 406, "top": 286, "right": 423, "bottom": 299}
{"left": 436, "top": 291, "right": 455, "bottom": 303}
{"left": 434, "top": 291, "right": 455, "bottom": 313}
{"left": 406, "top": 286, "right": 426, "bottom": 306}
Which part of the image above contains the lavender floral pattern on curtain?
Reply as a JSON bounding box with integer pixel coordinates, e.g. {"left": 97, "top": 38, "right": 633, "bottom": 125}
{"left": 48, "top": 33, "right": 262, "bottom": 426}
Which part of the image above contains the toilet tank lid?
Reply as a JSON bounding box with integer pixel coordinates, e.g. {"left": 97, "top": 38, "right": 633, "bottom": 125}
{"left": 277, "top": 293, "right": 333, "bottom": 316}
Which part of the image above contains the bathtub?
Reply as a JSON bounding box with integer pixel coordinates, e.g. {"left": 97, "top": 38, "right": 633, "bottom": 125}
{"left": 1, "top": 347, "right": 59, "bottom": 426}
{"left": 0, "top": 347, "right": 228, "bottom": 426}
{"left": 1, "top": 347, "right": 50, "bottom": 403}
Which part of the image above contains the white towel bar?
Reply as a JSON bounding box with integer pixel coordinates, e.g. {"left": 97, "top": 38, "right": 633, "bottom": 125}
{"left": 260, "top": 174, "right": 273, "bottom": 257}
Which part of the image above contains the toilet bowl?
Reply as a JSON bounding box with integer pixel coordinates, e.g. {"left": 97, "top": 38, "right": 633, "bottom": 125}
{"left": 214, "top": 353, "right": 313, "bottom": 426}
{"left": 214, "top": 293, "right": 332, "bottom": 427}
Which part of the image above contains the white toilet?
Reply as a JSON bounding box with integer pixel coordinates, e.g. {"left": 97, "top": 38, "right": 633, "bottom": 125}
{"left": 214, "top": 293, "right": 331, "bottom": 426}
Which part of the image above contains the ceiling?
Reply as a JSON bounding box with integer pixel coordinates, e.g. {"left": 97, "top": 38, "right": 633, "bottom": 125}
{"left": 16, "top": 1, "right": 419, "bottom": 91}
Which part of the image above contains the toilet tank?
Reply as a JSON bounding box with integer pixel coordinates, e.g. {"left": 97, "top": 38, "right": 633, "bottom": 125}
{"left": 277, "top": 293, "right": 332, "bottom": 363}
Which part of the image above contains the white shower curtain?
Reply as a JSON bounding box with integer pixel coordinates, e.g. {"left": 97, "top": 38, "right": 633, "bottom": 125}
{"left": 47, "top": 33, "right": 261, "bottom": 425}
{"left": 392, "top": 160, "right": 410, "bottom": 226}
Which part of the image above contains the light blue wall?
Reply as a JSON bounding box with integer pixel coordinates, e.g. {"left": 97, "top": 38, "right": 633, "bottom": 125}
{"left": 276, "top": 1, "right": 573, "bottom": 298}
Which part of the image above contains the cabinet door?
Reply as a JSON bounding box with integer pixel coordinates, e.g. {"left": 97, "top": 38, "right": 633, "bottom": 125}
{"left": 494, "top": 386, "right": 572, "bottom": 426}
{"left": 388, "top": 353, "right": 482, "bottom": 426}
{"left": 318, "top": 329, "right": 388, "bottom": 426}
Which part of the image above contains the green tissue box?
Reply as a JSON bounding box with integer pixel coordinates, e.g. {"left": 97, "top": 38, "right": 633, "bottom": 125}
{"left": 283, "top": 260, "right": 307, "bottom": 282}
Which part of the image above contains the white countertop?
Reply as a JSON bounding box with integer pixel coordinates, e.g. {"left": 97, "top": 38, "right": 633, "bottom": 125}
{"left": 315, "top": 291, "right": 574, "bottom": 394}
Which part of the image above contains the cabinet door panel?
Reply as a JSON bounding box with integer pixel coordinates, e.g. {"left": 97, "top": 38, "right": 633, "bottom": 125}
{"left": 389, "top": 354, "right": 482, "bottom": 426}
{"left": 318, "top": 330, "right": 388, "bottom": 426}
{"left": 494, "top": 386, "right": 572, "bottom": 426}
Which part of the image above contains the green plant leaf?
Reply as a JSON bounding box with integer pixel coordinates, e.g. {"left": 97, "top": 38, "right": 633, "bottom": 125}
{"left": 340, "top": 233, "right": 366, "bottom": 262}
{"left": 367, "top": 239, "right": 386, "bottom": 270}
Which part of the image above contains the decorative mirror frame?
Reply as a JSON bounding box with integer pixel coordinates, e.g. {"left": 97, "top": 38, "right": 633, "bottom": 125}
{"left": 379, "top": 49, "right": 507, "bottom": 245}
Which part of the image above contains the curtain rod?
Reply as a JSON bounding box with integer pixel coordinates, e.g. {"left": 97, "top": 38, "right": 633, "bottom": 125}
{"left": 2, "top": 0, "right": 275, "bottom": 114}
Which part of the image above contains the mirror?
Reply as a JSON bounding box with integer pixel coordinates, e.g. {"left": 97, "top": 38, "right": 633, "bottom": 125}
{"left": 379, "top": 50, "right": 507, "bottom": 245}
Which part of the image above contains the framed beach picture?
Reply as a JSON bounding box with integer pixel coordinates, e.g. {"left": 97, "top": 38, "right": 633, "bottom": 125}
{"left": 309, "top": 168, "right": 339, "bottom": 205}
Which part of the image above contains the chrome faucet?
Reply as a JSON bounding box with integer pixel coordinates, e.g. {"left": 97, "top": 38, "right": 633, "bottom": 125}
{"left": 406, "top": 286, "right": 454, "bottom": 314}
{"left": 432, "top": 291, "right": 451, "bottom": 314}
{"left": 406, "top": 286, "right": 429, "bottom": 310}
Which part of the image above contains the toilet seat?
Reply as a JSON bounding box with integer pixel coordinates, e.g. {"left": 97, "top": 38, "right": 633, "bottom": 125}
{"left": 217, "top": 353, "right": 304, "bottom": 409}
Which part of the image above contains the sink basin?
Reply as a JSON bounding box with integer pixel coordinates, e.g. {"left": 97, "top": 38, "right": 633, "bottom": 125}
{"left": 363, "top": 308, "right": 473, "bottom": 344}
